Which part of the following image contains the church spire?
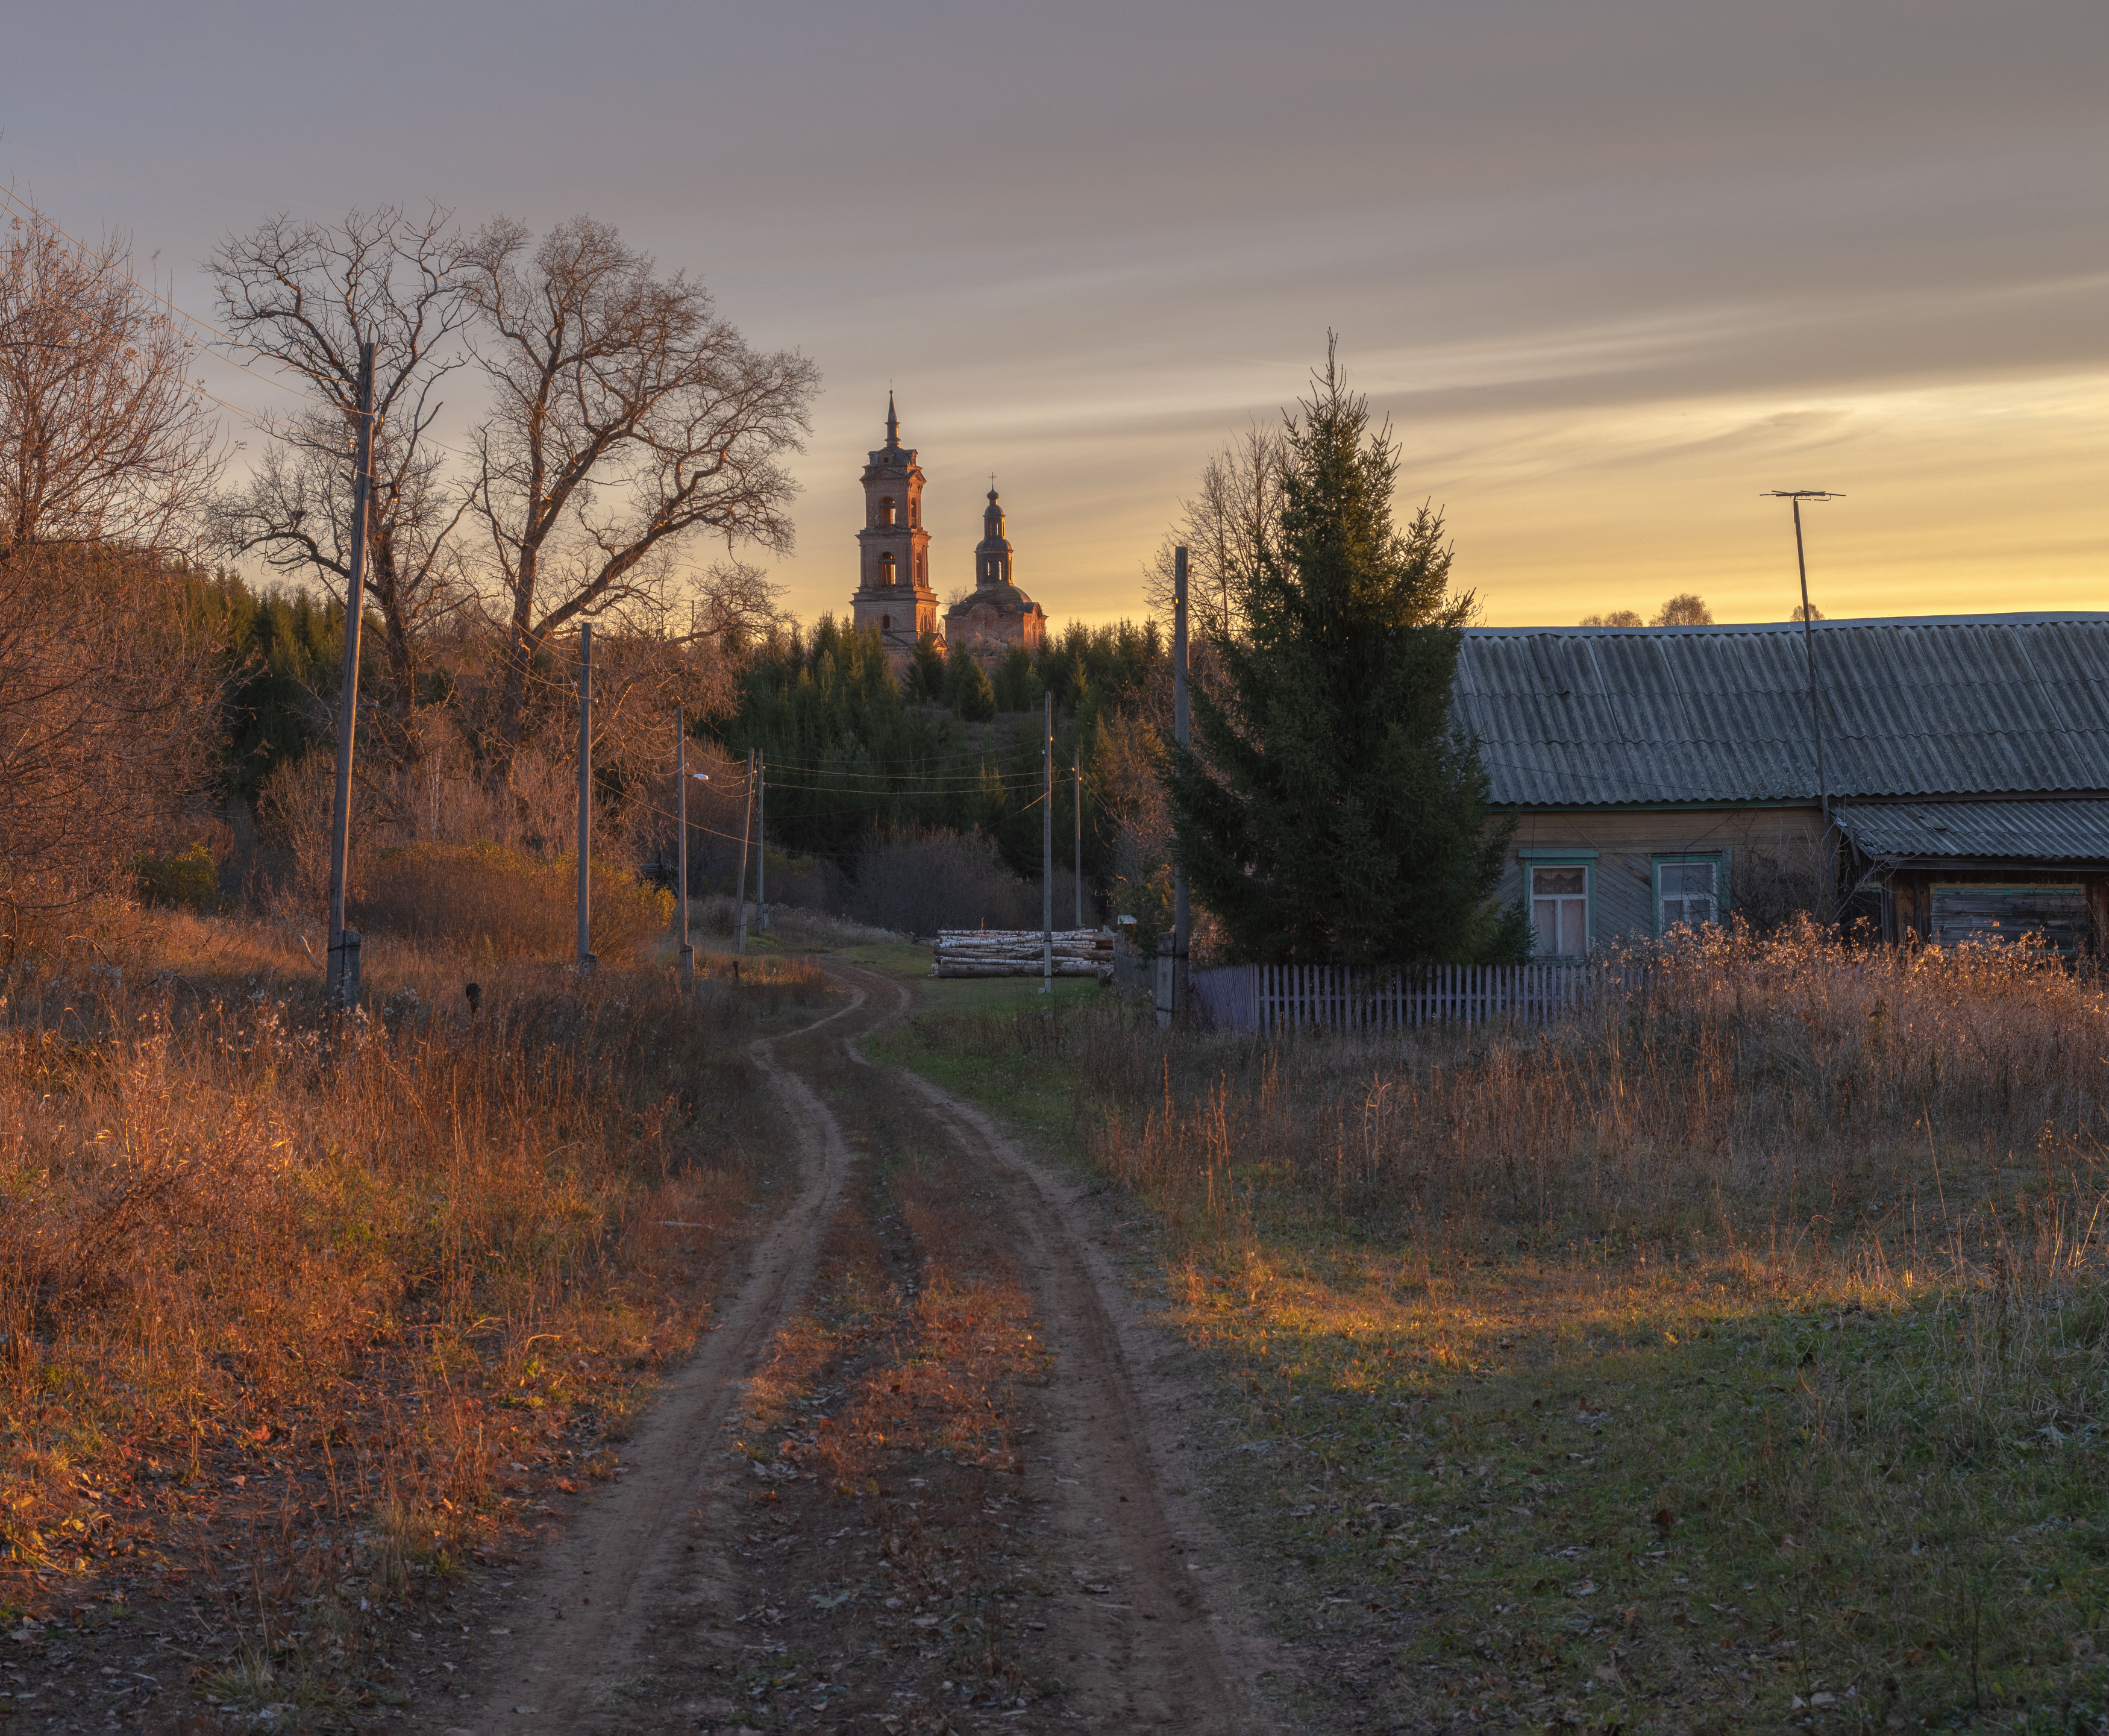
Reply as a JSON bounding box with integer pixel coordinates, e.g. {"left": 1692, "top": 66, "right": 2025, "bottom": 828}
{"left": 885, "top": 392, "right": 899, "bottom": 450}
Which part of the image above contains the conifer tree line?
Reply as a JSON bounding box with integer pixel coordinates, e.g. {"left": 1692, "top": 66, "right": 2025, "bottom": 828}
{"left": 2, "top": 187, "right": 1516, "bottom": 961}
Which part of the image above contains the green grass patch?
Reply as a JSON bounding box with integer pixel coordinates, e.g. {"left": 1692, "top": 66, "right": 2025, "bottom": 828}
{"left": 863, "top": 980, "right": 1106, "bottom": 1141}
{"left": 828, "top": 939, "right": 933, "bottom": 977}
{"left": 873, "top": 992, "right": 2109, "bottom": 1731}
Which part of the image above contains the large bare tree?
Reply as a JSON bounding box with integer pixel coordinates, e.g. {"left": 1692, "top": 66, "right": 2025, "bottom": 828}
{"left": 457, "top": 216, "right": 818, "bottom": 782}
{"left": 1145, "top": 421, "right": 1286, "bottom": 636}
{"left": 207, "top": 205, "right": 475, "bottom": 757}
{"left": 0, "top": 204, "right": 220, "bottom": 557}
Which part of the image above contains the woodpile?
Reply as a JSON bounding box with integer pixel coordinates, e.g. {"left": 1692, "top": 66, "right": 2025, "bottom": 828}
{"left": 932, "top": 929, "right": 1114, "bottom": 981}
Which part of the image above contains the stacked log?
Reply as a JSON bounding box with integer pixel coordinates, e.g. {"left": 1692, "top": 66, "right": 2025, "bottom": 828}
{"left": 933, "top": 929, "right": 1113, "bottom": 980}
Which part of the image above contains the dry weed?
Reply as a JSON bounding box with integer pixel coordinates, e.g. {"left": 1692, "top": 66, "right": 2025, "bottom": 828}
{"left": 0, "top": 907, "right": 827, "bottom": 1703}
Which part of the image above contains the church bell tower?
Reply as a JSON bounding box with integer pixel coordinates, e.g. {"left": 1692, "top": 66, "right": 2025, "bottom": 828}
{"left": 851, "top": 395, "right": 938, "bottom": 656}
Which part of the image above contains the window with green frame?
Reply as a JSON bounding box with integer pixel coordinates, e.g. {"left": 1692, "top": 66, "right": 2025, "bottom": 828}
{"left": 1653, "top": 853, "right": 1726, "bottom": 935}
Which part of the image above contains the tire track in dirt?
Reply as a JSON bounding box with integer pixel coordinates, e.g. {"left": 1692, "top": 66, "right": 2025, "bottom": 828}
{"left": 430, "top": 983, "right": 870, "bottom": 1732}
{"left": 839, "top": 967, "right": 1280, "bottom": 1732}
{"left": 425, "top": 964, "right": 1278, "bottom": 1734}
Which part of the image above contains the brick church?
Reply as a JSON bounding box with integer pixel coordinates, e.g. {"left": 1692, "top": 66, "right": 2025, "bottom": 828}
{"left": 850, "top": 396, "right": 1047, "bottom": 665}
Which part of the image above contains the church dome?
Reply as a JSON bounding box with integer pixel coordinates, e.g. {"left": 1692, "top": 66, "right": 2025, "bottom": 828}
{"left": 976, "top": 487, "right": 1012, "bottom": 556}
{"left": 946, "top": 582, "right": 1038, "bottom": 618}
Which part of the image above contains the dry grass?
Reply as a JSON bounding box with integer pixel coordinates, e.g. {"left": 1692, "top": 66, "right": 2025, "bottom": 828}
{"left": 353, "top": 841, "right": 673, "bottom": 959}
{"left": 0, "top": 903, "right": 829, "bottom": 1714}
{"left": 889, "top": 926, "right": 2109, "bottom": 1729}
{"left": 1082, "top": 922, "right": 2109, "bottom": 1260}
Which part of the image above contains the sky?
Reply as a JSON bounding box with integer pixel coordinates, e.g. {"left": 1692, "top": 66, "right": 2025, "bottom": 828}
{"left": 4, "top": 1, "right": 2104, "bottom": 630}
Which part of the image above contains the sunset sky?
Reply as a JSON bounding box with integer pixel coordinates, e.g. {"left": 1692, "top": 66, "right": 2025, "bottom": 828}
{"left": 4, "top": 1, "right": 2104, "bottom": 630}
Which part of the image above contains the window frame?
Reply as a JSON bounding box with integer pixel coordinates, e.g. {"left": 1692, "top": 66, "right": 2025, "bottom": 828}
{"left": 1652, "top": 851, "right": 1729, "bottom": 937}
{"left": 1520, "top": 849, "right": 1596, "bottom": 959}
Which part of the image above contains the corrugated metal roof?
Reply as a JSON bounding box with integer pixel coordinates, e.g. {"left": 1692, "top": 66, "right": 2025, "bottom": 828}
{"left": 1834, "top": 800, "right": 2109, "bottom": 862}
{"left": 1455, "top": 613, "right": 2109, "bottom": 807}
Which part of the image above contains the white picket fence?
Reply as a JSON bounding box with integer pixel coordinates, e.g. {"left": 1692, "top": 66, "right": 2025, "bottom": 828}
{"left": 1186, "top": 960, "right": 1641, "bottom": 1035}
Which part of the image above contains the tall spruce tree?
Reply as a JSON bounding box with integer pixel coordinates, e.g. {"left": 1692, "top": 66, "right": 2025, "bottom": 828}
{"left": 1171, "top": 348, "right": 1526, "bottom": 965}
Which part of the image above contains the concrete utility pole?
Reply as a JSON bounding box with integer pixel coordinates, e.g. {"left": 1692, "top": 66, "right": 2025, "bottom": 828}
{"left": 1073, "top": 742, "right": 1083, "bottom": 931}
{"left": 734, "top": 748, "right": 755, "bottom": 955}
{"left": 756, "top": 751, "right": 769, "bottom": 932}
{"left": 324, "top": 340, "right": 375, "bottom": 1011}
{"left": 1041, "top": 689, "right": 1054, "bottom": 994}
{"left": 1162, "top": 545, "right": 1190, "bottom": 1029}
{"left": 675, "top": 710, "right": 694, "bottom": 988}
{"left": 1763, "top": 490, "right": 1842, "bottom": 833}
{"left": 575, "top": 622, "right": 595, "bottom": 969}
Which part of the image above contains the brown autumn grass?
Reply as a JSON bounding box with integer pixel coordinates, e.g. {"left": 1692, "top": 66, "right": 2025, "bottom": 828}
{"left": 889, "top": 924, "right": 2109, "bottom": 1729}
{"left": 351, "top": 842, "right": 674, "bottom": 959}
{"left": 0, "top": 900, "right": 828, "bottom": 1716}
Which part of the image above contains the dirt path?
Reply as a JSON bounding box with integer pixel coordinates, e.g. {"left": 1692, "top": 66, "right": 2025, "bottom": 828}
{"left": 424, "top": 963, "right": 1277, "bottom": 1734}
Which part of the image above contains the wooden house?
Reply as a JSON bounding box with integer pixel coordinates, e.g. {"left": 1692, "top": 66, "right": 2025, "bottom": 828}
{"left": 1451, "top": 613, "right": 2109, "bottom": 956}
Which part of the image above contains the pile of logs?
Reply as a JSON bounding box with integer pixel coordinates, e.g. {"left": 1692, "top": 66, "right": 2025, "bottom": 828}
{"left": 932, "top": 929, "right": 1114, "bottom": 980}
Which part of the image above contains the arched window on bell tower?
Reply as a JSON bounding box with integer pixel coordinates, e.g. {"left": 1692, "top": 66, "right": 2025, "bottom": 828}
{"left": 880, "top": 552, "right": 897, "bottom": 586}
{"left": 880, "top": 497, "right": 897, "bottom": 527}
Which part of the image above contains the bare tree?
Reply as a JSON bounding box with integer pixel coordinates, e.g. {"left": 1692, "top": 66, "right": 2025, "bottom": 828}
{"left": 0, "top": 204, "right": 220, "bottom": 557}
{"left": 207, "top": 205, "right": 476, "bottom": 758}
{"left": 0, "top": 546, "right": 219, "bottom": 921}
{"left": 457, "top": 216, "right": 818, "bottom": 783}
{"left": 1144, "top": 421, "right": 1286, "bottom": 635}
{"left": 1652, "top": 593, "right": 1713, "bottom": 626}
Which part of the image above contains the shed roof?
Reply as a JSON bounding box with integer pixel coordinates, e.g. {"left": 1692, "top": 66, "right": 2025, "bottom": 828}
{"left": 1454, "top": 613, "right": 2109, "bottom": 808}
{"left": 1832, "top": 799, "right": 2109, "bottom": 864}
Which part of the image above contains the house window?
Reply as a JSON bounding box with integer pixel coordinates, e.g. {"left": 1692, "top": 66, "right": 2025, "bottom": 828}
{"left": 1530, "top": 865, "right": 1589, "bottom": 957}
{"left": 1655, "top": 856, "right": 1722, "bottom": 934}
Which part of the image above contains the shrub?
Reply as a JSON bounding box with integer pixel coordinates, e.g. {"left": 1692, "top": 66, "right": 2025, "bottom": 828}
{"left": 850, "top": 828, "right": 1041, "bottom": 936}
{"left": 134, "top": 842, "right": 220, "bottom": 912}
{"left": 355, "top": 842, "right": 671, "bottom": 960}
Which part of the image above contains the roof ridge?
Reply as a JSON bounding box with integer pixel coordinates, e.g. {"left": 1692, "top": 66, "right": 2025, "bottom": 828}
{"left": 1468, "top": 612, "right": 2109, "bottom": 636}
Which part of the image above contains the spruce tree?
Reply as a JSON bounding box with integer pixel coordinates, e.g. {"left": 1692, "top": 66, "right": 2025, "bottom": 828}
{"left": 909, "top": 630, "right": 947, "bottom": 702}
{"left": 943, "top": 642, "right": 997, "bottom": 721}
{"left": 1170, "top": 348, "right": 1526, "bottom": 965}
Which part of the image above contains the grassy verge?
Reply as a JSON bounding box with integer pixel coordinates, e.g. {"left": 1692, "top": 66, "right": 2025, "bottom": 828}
{"left": 0, "top": 906, "right": 831, "bottom": 1723}
{"left": 875, "top": 942, "right": 2109, "bottom": 1733}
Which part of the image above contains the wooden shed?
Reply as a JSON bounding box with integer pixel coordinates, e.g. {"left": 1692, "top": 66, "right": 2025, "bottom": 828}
{"left": 1450, "top": 613, "right": 2109, "bottom": 955}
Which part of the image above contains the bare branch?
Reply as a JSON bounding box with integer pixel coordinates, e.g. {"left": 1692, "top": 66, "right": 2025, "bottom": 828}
{"left": 0, "top": 202, "right": 222, "bottom": 557}
{"left": 206, "top": 206, "right": 477, "bottom": 758}
{"left": 456, "top": 215, "right": 818, "bottom": 783}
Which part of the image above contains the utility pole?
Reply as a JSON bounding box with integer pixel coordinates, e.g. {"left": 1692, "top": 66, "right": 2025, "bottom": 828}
{"left": 1162, "top": 545, "right": 1190, "bottom": 1029}
{"left": 575, "top": 621, "right": 595, "bottom": 970}
{"left": 734, "top": 748, "right": 754, "bottom": 955}
{"left": 1073, "top": 742, "right": 1083, "bottom": 931}
{"left": 1041, "top": 689, "right": 1054, "bottom": 995}
{"left": 1763, "top": 490, "right": 1842, "bottom": 833}
{"left": 675, "top": 709, "right": 694, "bottom": 988}
{"left": 324, "top": 340, "right": 375, "bottom": 1011}
{"left": 756, "top": 751, "right": 769, "bottom": 932}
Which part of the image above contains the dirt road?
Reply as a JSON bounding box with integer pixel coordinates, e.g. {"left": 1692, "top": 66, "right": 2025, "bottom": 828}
{"left": 425, "top": 964, "right": 1277, "bottom": 1734}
